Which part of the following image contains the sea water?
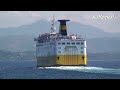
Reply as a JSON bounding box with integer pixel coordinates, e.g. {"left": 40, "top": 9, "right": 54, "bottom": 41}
{"left": 0, "top": 60, "right": 120, "bottom": 79}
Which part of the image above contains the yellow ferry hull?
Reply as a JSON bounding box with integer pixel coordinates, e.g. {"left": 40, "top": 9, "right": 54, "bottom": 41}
{"left": 37, "top": 54, "right": 87, "bottom": 67}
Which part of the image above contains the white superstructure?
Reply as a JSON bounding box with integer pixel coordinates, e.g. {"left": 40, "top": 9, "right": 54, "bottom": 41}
{"left": 34, "top": 17, "right": 87, "bottom": 67}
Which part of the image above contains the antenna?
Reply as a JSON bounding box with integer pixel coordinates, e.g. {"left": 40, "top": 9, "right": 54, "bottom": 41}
{"left": 50, "top": 14, "right": 56, "bottom": 33}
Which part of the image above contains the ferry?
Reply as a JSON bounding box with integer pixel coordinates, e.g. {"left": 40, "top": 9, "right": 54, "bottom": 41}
{"left": 34, "top": 16, "right": 87, "bottom": 67}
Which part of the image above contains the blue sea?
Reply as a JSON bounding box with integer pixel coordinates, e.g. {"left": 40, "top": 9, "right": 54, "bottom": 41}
{"left": 0, "top": 60, "right": 120, "bottom": 79}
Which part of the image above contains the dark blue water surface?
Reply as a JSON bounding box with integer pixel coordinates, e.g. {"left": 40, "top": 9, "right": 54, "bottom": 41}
{"left": 0, "top": 60, "right": 120, "bottom": 79}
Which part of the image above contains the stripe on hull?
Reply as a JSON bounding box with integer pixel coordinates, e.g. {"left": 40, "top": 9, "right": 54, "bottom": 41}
{"left": 37, "top": 55, "right": 87, "bottom": 67}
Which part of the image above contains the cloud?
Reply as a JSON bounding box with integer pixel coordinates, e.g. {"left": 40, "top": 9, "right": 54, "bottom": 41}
{"left": 28, "top": 11, "right": 41, "bottom": 18}
{"left": 0, "top": 11, "right": 120, "bottom": 32}
{"left": 65, "top": 11, "right": 120, "bottom": 32}
{"left": 8, "top": 11, "right": 23, "bottom": 16}
{"left": 0, "top": 11, "right": 43, "bottom": 28}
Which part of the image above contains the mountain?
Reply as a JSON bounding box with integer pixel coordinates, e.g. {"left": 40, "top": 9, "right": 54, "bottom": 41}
{"left": 87, "top": 37, "right": 120, "bottom": 53}
{"left": 0, "top": 20, "right": 51, "bottom": 37}
{"left": 0, "top": 35, "right": 35, "bottom": 52}
{"left": 0, "top": 50, "right": 36, "bottom": 60}
{"left": 87, "top": 52, "right": 120, "bottom": 60}
{"left": 0, "top": 19, "right": 120, "bottom": 52}
{"left": 0, "top": 19, "right": 120, "bottom": 39}
{"left": 0, "top": 35, "right": 120, "bottom": 53}
{"left": 68, "top": 22, "right": 120, "bottom": 38}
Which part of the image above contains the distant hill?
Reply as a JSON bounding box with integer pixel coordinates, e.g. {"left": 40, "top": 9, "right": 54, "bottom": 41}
{"left": 0, "top": 19, "right": 120, "bottom": 53}
{"left": 0, "top": 35, "right": 120, "bottom": 53}
{"left": 0, "top": 35, "right": 35, "bottom": 52}
{"left": 68, "top": 22, "right": 120, "bottom": 39}
{"left": 0, "top": 50, "right": 36, "bottom": 60}
{"left": 0, "top": 19, "right": 120, "bottom": 39}
{"left": 87, "top": 52, "right": 120, "bottom": 60}
{"left": 87, "top": 37, "right": 120, "bottom": 53}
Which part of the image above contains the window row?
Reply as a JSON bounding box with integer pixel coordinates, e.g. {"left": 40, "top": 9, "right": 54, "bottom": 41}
{"left": 58, "top": 47, "right": 84, "bottom": 49}
{"left": 58, "top": 42, "right": 84, "bottom": 45}
{"left": 58, "top": 51, "right": 84, "bottom": 53}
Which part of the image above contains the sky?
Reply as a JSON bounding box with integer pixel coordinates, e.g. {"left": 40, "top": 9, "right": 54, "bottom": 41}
{"left": 0, "top": 11, "right": 120, "bottom": 33}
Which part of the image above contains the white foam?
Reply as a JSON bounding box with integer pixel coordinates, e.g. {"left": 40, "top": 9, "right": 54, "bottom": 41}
{"left": 38, "top": 66, "right": 120, "bottom": 75}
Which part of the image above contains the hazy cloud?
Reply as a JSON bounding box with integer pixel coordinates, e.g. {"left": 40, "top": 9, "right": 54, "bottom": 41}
{"left": 0, "top": 11, "right": 120, "bottom": 32}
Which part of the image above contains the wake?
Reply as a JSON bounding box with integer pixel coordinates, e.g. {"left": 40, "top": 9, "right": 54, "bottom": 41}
{"left": 38, "top": 66, "right": 120, "bottom": 75}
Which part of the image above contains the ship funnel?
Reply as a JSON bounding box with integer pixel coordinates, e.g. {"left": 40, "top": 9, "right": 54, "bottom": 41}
{"left": 58, "top": 20, "right": 70, "bottom": 36}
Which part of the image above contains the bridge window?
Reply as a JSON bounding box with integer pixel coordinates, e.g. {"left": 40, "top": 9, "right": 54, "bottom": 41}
{"left": 81, "top": 42, "right": 84, "bottom": 45}
{"left": 62, "top": 43, "right": 65, "bottom": 45}
{"left": 58, "top": 42, "right": 60, "bottom": 45}
{"left": 72, "top": 42, "right": 75, "bottom": 45}
{"left": 76, "top": 42, "right": 80, "bottom": 44}
{"left": 67, "top": 42, "right": 70, "bottom": 45}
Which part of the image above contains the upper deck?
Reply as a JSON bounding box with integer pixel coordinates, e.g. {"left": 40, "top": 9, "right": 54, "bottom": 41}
{"left": 34, "top": 18, "right": 85, "bottom": 43}
{"left": 34, "top": 32, "right": 85, "bottom": 43}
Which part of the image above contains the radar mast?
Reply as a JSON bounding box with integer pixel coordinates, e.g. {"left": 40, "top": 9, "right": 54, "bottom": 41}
{"left": 50, "top": 14, "right": 56, "bottom": 33}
